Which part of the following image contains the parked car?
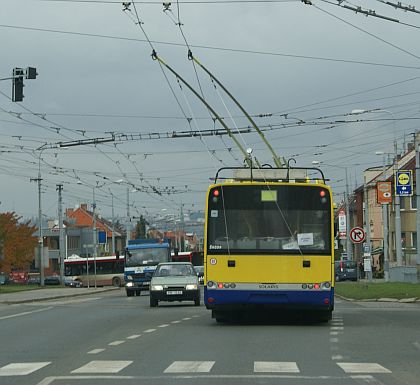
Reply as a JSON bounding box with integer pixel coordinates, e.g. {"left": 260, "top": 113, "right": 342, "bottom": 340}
{"left": 149, "top": 262, "right": 200, "bottom": 307}
{"left": 44, "top": 276, "right": 61, "bottom": 285}
{"left": 27, "top": 274, "right": 41, "bottom": 285}
{"left": 335, "top": 260, "right": 358, "bottom": 282}
{"left": 64, "top": 277, "right": 83, "bottom": 287}
{"left": 195, "top": 266, "right": 204, "bottom": 284}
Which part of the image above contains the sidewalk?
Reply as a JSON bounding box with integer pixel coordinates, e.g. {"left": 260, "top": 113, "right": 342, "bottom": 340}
{"left": 0, "top": 286, "right": 120, "bottom": 305}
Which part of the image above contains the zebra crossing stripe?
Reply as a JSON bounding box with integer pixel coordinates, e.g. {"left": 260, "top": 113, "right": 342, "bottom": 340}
{"left": 0, "top": 362, "right": 50, "bottom": 376}
{"left": 164, "top": 361, "right": 215, "bottom": 373}
{"left": 71, "top": 360, "right": 132, "bottom": 374}
{"left": 254, "top": 361, "right": 299, "bottom": 373}
{"left": 337, "top": 363, "right": 392, "bottom": 373}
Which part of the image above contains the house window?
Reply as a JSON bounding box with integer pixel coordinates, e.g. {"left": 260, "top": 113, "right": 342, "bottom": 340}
{"left": 412, "top": 196, "right": 417, "bottom": 209}
{"left": 401, "top": 232, "right": 406, "bottom": 249}
{"left": 412, "top": 232, "right": 417, "bottom": 250}
{"left": 400, "top": 197, "right": 408, "bottom": 210}
{"left": 67, "top": 236, "right": 80, "bottom": 250}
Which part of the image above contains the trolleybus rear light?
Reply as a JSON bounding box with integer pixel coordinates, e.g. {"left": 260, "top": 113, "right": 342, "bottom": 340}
{"left": 217, "top": 283, "right": 224, "bottom": 289}
{"left": 308, "top": 284, "right": 314, "bottom": 289}
{"left": 223, "top": 283, "right": 230, "bottom": 288}
{"left": 207, "top": 281, "right": 215, "bottom": 288}
{"left": 230, "top": 283, "right": 236, "bottom": 288}
{"left": 314, "top": 283, "right": 320, "bottom": 290}
{"left": 302, "top": 284, "right": 307, "bottom": 289}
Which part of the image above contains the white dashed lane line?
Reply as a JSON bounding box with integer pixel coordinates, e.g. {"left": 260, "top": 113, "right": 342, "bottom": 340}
{"left": 108, "top": 340, "right": 125, "bottom": 346}
{"left": 87, "top": 349, "right": 105, "bottom": 355}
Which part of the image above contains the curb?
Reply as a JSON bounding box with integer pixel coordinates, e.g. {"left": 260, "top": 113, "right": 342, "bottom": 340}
{"left": 0, "top": 287, "right": 120, "bottom": 305}
{"left": 335, "top": 294, "right": 419, "bottom": 303}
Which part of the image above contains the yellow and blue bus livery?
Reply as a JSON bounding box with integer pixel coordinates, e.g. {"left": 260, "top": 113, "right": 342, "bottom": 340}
{"left": 204, "top": 167, "right": 334, "bottom": 322}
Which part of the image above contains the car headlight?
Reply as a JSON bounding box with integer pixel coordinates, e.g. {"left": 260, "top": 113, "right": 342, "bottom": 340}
{"left": 126, "top": 282, "right": 134, "bottom": 287}
{"left": 186, "top": 284, "right": 197, "bottom": 290}
{"left": 151, "top": 284, "right": 164, "bottom": 291}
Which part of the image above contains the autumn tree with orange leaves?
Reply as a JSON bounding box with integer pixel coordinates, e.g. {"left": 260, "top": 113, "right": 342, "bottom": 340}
{"left": 0, "top": 212, "right": 37, "bottom": 273}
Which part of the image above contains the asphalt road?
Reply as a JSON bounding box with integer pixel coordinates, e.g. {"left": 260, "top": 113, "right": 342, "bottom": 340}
{"left": 0, "top": 289, "right": 420, "bottom": 385}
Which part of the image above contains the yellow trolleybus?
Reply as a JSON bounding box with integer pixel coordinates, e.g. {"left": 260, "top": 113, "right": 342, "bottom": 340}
{"left": 204, "top": 166, "right": 334, "bottom": 322}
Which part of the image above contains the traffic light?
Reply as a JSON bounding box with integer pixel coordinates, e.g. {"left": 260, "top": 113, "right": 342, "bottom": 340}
{"left": 12, "top": 68, "right": 24, "bottom": 102}
{"left": 26, "top": 67, "right": 37, "bottom": 80}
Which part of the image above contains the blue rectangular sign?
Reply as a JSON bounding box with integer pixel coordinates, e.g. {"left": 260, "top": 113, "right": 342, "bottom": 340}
{"left": 395, "top": 170, "right": 413, "bottom": 196}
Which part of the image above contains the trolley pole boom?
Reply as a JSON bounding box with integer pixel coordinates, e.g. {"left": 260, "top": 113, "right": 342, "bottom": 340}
{"left": 152, "top": 50, "right": 255, "bottom": 167}
{"left": 190, "top": 52, "right": 285, "bottom": 168}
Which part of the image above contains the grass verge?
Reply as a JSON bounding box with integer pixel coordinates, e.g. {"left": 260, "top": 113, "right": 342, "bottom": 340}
{"left": 0, "top": 285, "right": 44, "bottom": 294}
{"left": 335, "top": 281, "right": 420, "bottom": 300}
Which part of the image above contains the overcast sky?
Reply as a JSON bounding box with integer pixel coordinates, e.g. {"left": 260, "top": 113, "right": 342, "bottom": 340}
{"left": 0, "top": 0, "right": 419, "bottom": 222}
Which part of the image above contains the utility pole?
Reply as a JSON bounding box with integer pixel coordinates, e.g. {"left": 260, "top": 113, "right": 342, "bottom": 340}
{"left": 364, "top": 177, "right": 372, "bottom": 281}
{"left": 345, "top": 167, "right": 353, "bottom": 260}
{"left": 57, "top": 184, "right": 65, "bottom": 285}
{"left": 111, "top": 192, "right": 116, "bottom": 255}
{"left": 415, "top": 131, "right": 420, "bottom": 266}
{"left": 394, "top": 141, "right": 403, "bottom": 265}
{"left": 126, "top": 187, "right": 130, "bottom": 247}
{"left": 30, "top": 174, "right": 44, "bottom": 287}
{"left": 92, "top": 187, "right": 97, "bottom": 289}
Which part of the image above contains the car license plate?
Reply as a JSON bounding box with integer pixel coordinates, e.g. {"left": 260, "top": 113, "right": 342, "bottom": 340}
{"left": 167, "top": 290, "right": 182, "bottom": 295}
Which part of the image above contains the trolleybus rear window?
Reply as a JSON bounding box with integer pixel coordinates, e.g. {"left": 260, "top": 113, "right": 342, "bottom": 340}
{"left": 207, "top": 185, "right": 331, "bottom": 255}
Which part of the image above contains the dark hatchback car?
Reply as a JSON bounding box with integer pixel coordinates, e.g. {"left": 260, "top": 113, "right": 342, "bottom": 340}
{"left": 44, "top": 276, "right": 61, "bottom": 285}
{"left": 335, "top": 260, "right": 358, "bottom": 282}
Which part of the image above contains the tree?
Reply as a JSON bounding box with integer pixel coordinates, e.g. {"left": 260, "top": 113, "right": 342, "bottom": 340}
{"left": 0, "top": 212, "right": 37, "bottom": 272}
{"left": 134, "top": 215, "right": 148, "bottom": 239}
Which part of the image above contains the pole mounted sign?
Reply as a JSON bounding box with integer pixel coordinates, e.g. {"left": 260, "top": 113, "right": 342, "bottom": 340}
{"left": 395, "top": 170, "right": 413, "bottom": 196}
{"left": 350, "top": 227, "right": 366, "bottom": 244}
{"left": 376, "top": 181, "right": 392, "bottom": 204}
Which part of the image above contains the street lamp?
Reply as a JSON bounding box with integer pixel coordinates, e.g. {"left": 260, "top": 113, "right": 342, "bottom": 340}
{"left": 350, "top": 109, "right": 402, "bottom": 266}
{"left": 312, "top": 161, "right": 352, "bottom": 260}
{"left": 375, "top": 151, "right": 390, "bottom": 281}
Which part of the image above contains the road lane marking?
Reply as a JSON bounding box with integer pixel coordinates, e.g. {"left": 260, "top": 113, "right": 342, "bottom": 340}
{"left": 143, "top": 328, "right": 156, "bottom": 333}
{"left": 254, "top": 362, "right": 299, "bottom": 373}
{"left": 158, "top": 324, "right": 170, "bottom": 328}
{"left": 164, "top": 361, "right": 215, "bottom": 373}
{"left": 71, "top": 360, "right": 132, "bottom": 373}
{"left": 182, "top": 317, "right": 192, "bottom": 320}
{"left": 331, "top": 355, "right": 343, "bottom": 360}
{"left": 330, "top": 326, "right": 344, "bottom": 330}
{"left": 337, "top": 363, "right": 391, "bottom": 373}
{"left": 330, "top": 331, "right": 340, "bottom": 336}
{"left": 36, "top": 374, "right": 378, "bottom": 385}
{"left": 0, "top": 307, "right": 52, "bottom": 320}
{"left": 171, "top": 320, "right": 181, "bottom": 324}
{"left": 0, "top": 362, "right": 50, "bottom": 376}
{"left": 330, "top": 338, "right": 339, "bottom": 343}
{"left": 87, "top": 349, "right": 105, "bottom": 354}
{"left": 127, "top": 335, "right": 141, "bottom": 339}
{"left": 108, "top": 340, "right": 125, "bottom": 346}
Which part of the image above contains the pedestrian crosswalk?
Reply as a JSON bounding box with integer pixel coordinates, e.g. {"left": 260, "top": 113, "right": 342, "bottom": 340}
{"left": 0, "top": 360, "right": 393, "bottom": 376}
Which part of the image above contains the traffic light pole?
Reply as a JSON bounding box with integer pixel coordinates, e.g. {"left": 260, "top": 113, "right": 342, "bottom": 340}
{"left": 0, "top": 67, "right": 37, "bottom": 102}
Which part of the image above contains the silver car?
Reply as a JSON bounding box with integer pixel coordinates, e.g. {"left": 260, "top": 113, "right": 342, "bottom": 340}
{"left": 149, "top": 262, "right": 200, "bottom": 307}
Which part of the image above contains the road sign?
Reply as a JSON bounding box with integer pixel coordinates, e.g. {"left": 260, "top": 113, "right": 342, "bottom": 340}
{"left": 376, "top": 181, "right": 392, "bottom": 204}
{"left": 338, "top": 210, "right": 346, "bottom": 232}
{"left": 395, "top": 170, "right": 413, "bottom": 196}
{"left": 350, "top": 227, "right": 366, "bottom": 244}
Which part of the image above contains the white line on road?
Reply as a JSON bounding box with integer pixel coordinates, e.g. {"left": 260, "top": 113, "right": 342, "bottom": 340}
{"left": 71, "top": 360, "right": 132, "bottom": 374}
{"left": 337, "top": 363, "right": 391, "bottom": 373}
{"left": 171, "top": 320, "right": 181, "bottom": 324}
{"left": 254, "top": 361, "right": 299, "bottom": 373}
{"left": 182, "top": 317, "right": 192, "bottom": 320}
{"left": 87, "top": 349, "right": 105, "bottom": 354}
{"left": 143, "top": 328, "right": 156, "bottom": 333}
{"left": 331, "top": 355, "right": 343, "bottom": 360}
{"left": 36, "top": 373, "right": 378, "bottom": 385}
{"left": 330, "top": 326, "right": 344, "bottom": 330}
{"left": 108, "top": 340, "right": 125, "bottom": 346}
{"left": 158, "top": 324, "right": 170, "bottom": 328}
{"left": 0, "top": 362, "right": 50, "bottom": 376}
{"left": 164, "top": 361, "right": 215, "bottom": 373}
{"left": 0, "top": 307, "right": 52, "bottom": 320}
{"left": 126, "top": 335, "right": 141, "bottom": 339}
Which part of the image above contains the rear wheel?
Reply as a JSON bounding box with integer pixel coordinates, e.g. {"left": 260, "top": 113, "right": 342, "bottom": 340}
{"left": 112, "top": 277, "right": 121, "bottom": 287}
{"left": 126, "top": 290, "right": 134, "bottom": 297}
{"left": 135, "top": 290, "right": 141, "bottom": 296}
